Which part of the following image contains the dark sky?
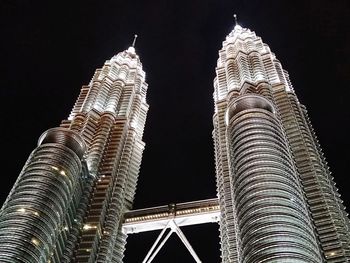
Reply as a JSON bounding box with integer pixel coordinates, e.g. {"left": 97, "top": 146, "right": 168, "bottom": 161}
{"left": 1, "top": 0, "right": 350, "bottom": 262}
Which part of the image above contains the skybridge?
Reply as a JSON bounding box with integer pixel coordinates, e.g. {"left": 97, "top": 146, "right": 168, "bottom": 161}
{"left": 122, "top": 198, "right": 220, "bottom": 262}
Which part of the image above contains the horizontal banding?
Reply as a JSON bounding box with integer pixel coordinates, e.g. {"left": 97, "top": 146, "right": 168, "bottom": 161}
{"left": 226, "top": 94, "right": 275, "bottom": 125}
{"left": 38, "top": 128, "right": 86, "bottom": 159}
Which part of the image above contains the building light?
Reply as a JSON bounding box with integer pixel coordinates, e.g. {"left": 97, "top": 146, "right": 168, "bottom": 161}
{"left": 17, "top": 208, "right": 26, "bottom": 213}
{"left": 83, "top": 224, "right": 97, "bottom": 230}
{"left": 83, "top": 224, "right": 91, "bottom": 230}
{"left": 31, "top": 238, "right": 40, "bottom": 246}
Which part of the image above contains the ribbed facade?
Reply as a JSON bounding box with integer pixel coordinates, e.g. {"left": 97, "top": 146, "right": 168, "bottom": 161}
{"left": 1, "top": 21, "right": 349, "bottom": 263}
{"left": 0, "top": 45, "right": 148, "bottom": 263}
{"left": 213, "top": 24, "right": 350, "bottom": 262}
{"left": 0, "top": 128, "right": 88, "bottom": 263}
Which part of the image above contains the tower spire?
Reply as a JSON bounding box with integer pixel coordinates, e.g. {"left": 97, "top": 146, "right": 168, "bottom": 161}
{"left": 132, "top": 34, "right": 138, "bottom": 47}
{"left": 233, "top": 14, "right": 238, "bottom": 26}
{"left": 127, "top": 34, "right": 138, "bottom": 55}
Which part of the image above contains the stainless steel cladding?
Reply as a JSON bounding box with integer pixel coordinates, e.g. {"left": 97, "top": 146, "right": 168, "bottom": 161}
{"left": 213, "top": 23, "right": 350, "bottom": 262}
{"left": 0, "top": 45, "right": 149, "bottom": 263}
{"left": 0, "top": 128, "right": 85, "bottom": 262}
{"left": 227, "top": 95, "right": 322, "bottom": 262}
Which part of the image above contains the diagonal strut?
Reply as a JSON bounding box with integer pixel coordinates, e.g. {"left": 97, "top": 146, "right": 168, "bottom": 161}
{"left": 142, "top": 219, "right": 202, "bottom": 263}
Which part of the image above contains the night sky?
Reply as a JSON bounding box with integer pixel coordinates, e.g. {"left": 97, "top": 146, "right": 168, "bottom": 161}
{"left": 1, "top": 0, "right": 350, "bottom": 262}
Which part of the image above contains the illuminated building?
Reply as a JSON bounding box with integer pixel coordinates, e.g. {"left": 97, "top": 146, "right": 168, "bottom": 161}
{"left": 0, "top": 17, "right": 350, "bottom": 263}
{"left": 0, "top": 38, "right": 149, "bottom": 263}
{"left": 212, "top": 19, "right": 350, "bottom": 262}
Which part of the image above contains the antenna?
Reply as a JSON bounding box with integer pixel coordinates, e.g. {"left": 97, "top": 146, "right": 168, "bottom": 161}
{"left": 132, "top": 34, "right": 138, "bottom": 47}
{"left": 233, "top": 14, "right": 238, "bottom": 26}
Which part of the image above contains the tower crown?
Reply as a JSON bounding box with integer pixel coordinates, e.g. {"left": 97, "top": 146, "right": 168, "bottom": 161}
{"left": 214, "top": 20, "right": 294, "bottom": 101}
{"left": 127, "top": 46, "right": 136, "bottom": 55}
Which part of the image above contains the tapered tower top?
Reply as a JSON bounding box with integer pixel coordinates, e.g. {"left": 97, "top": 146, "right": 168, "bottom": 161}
{"left": 108, "top": 34, "right": 144, "bottom": 72}
{"left": 213, "top": 17, "right": 295, "bottom": 101}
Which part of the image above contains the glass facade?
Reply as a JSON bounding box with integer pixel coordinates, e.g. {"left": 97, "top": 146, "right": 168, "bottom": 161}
{"left": 0, "top": 46, "right": 148, "bottom": 263}
{"left": 213, "top": 24, "right": 350, "bottom": 262}
{"left": 0, "top": 21, "right": 349, "bottom": 263}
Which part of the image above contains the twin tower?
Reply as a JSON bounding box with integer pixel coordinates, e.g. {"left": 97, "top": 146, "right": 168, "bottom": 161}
{"left": 0, "top": 21, "right": 349, "bottom": 263}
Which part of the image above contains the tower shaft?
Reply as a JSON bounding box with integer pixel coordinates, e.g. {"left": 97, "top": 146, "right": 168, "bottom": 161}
{"left": 0, "top": 47, "right": 148, "bottom": 263}
{"left": 63, "top": 47, "right": 148, "bottom": 263}
{"left": 213, "top": 24, "right": 350, "bottom": 262}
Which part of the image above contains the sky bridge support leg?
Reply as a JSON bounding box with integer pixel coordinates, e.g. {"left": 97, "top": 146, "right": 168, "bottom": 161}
{"left": 142, "top": 219, "right": 202, "bottom": 263}
{"left": 142, "top": 222, "right": 174, "bottom": 263}
{"left": 172, "top": 221, "right": 202, "bottom": 263}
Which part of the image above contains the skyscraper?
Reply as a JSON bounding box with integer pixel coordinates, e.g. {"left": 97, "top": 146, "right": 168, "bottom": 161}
{"left": 213, "top": 21, "right": 350, "bottom": 262}
{"left": 0, "top": 16, "right": 350, "bottom": 263}
{"left": 0, "top": 42, "right": 149, "bottom": 263}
